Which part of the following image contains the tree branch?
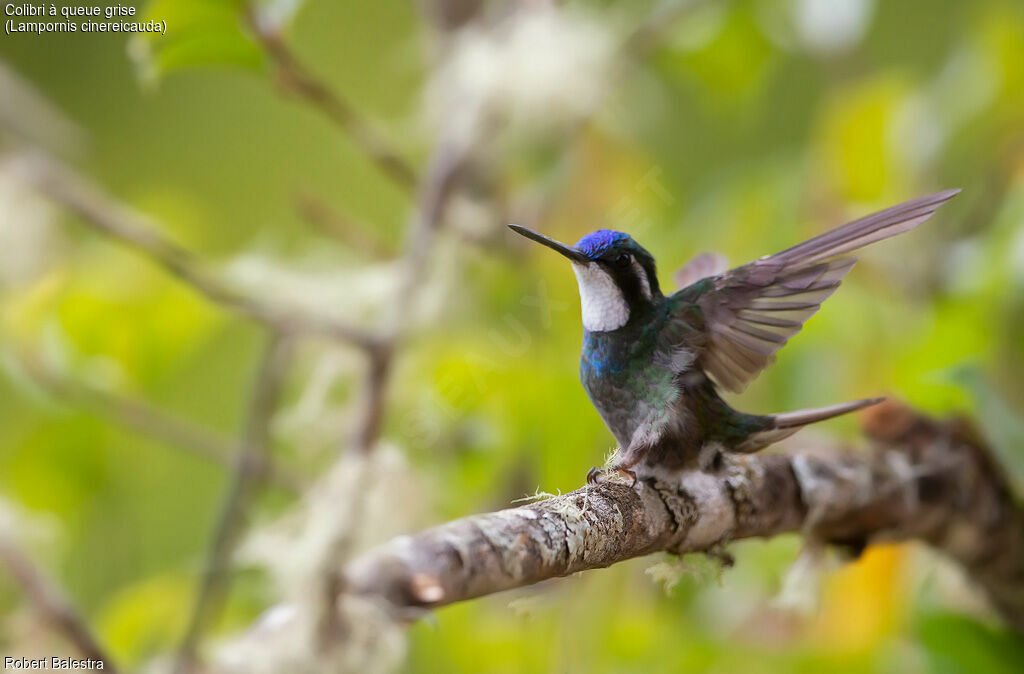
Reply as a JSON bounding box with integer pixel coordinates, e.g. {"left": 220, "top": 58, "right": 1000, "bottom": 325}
{"left": 294, "top": 191, "right": 394, "bottom": 258}
{"left": 622, "top": 0, "right": 712, "bottom": 58}
{"left": 343, "top": 402, "right": 1024, "bottom": 631}
{"left": 7, "top": 348, "right": 303, "bottom": 493}
{"left": 0, "top": 540, "right": 118, "bottom": 671}
{"left": 244, "top": 7, "right": 418, "bottom": 192}
{"left": 174, "top": 334, "right": 295, "bottom": 672}
{"left": 310, "top": 134, "right": 467, "bottom": 646}
{"left": 8, "top": 153, "right": 383, "bottom": 351}
{"left": 347, "top": 135, "right": 466, "bottom": 456}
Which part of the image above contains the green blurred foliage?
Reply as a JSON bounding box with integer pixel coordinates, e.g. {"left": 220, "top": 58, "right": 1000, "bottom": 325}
{"left": 132, "top": 0, "right": 262, "bottom": 85}
{"left": 1, "top": 0, "right": 1023, "bottom": 671}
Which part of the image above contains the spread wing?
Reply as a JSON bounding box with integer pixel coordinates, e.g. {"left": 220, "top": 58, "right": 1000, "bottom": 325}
{"left": 676, "top": 189, "right": 959, "bottom": 393}
{"left": 673, "top": 252, "right": 728, "bottom": 289}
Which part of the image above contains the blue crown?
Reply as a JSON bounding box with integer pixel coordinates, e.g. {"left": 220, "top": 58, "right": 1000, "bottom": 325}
{"left": 575, "top": 229, "right": 629, "bottom": 259}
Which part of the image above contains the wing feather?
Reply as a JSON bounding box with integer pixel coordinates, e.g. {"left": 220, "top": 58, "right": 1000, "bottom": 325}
{"left": 677, "top": 190, "right": 958, "bottom": 392}
{"left": 673, "top": 252, "right": 728, "bottom": 289}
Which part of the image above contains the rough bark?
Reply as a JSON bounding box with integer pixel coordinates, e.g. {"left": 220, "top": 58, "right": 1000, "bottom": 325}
{"left": 344, "top": 402, "right": 1024, "bottom": 631}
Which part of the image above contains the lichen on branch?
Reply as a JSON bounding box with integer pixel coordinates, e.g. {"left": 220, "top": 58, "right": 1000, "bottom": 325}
{"left": 342, "top": 402, "right": 1024, "bottom": 631}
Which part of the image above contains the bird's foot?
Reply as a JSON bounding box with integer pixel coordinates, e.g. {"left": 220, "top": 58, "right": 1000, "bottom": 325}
{"left": 617, "top": 467, "right": 638, "bottom": 486}
{"left": 586, "top": 465, "right": 638, "bottom": 487}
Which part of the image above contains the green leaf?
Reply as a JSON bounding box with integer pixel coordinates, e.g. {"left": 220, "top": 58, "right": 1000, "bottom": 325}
{"left": 130, "top": 0, "right": 264, "bottom": 85}
{"left": 917, "top": 611, "right": 1024, "bottom": 674}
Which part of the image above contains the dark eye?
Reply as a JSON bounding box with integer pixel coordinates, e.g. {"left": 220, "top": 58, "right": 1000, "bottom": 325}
{"left": 613, "top": 253, "right": 631, "bottom": 269}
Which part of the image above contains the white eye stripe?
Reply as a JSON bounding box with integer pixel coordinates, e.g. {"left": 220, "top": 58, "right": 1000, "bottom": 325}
{"left": 630, "top": 258, "right": 652, "bottom": 299}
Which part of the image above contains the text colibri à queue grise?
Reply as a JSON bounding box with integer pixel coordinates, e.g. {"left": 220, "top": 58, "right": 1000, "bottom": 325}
{"left": 5, "top": 3, "right": 134, "bottom": 19}
{"left": 4, "top": 3, "right": 165, "bottom": 34}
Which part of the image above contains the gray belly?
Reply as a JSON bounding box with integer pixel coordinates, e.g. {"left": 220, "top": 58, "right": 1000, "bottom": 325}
{"left": 582, "top": 366, "right": 679, "bottom": 449}
{"left": 583, "top": 376, "right": 642, "bottom": 448}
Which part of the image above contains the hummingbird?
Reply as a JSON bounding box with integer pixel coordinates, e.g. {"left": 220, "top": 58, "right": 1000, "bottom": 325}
{"left": 509, "top": 189, "right": 959, "bottom": 482}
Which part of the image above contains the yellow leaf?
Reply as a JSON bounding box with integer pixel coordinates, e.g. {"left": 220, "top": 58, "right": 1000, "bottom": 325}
{"left": 95, "top": 573, "right": 192, "bottom": 664}
{"left": 812, "top": 544, "right": 908, "bottom": 651}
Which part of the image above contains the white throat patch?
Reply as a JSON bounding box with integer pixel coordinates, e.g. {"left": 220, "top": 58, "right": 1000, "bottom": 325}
{"left": 571, "top": 263, "right": 629, "bottom": 332}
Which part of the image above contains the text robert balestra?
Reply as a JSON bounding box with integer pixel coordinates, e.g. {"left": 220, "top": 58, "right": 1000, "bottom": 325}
{"left": 4, "top": 656, "right": 105, "bottom": 670}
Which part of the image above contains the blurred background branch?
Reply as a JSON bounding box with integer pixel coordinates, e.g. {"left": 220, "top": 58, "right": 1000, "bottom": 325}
{"left": 294, "top": 191, "right": 395, "bottom": 258}
{"left": 243, "top": 3, "right": 419, "bottom": 192}
{"left": 0, "top": 539, "right": 117, "bottom": 670}
{"left": 2, "top": 347, "right": 301, "bottom": 493}
{"left": 6, "top": 153, "right": 385, "bottom": 350}
{"left": 174, "top": 333, "right": 295, "bottom": 673}
{"left": 0, "top": 0, "right": 1021, "bottom": 672}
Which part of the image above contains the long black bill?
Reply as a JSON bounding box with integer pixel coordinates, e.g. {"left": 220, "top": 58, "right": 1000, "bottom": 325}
{"left": 508, "top": 224, "right": 590, "bottom": 263}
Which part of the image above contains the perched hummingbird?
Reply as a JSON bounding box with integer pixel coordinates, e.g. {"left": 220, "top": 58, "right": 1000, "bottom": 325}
{"left": 509, "top": 189, "right": 959, "bottom": 482}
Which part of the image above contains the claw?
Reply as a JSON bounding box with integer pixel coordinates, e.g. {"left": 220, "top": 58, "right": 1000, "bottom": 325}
{"left": 615, "top": 467, "right": 638, "bottom": 487}
{"left": 587, "top": 465, "right": 637, "bottom": 487}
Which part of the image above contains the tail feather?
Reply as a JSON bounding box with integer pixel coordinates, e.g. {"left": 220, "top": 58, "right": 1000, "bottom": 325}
{"left": 771, "top": 397, "right": 885, "bottom": 428}
{"left": 734, "top": 397, "right": 884, "bottom": 453}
